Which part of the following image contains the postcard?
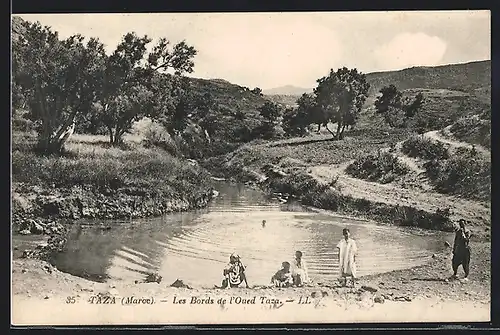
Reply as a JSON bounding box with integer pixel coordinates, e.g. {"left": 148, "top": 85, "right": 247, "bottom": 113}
{"left": 11, "top": 10, "right": 491, "bottom": 326}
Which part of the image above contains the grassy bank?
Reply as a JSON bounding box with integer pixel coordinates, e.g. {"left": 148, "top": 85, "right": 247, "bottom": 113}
{"left": 12, "top": 131, "right": 215, "bottom": 225}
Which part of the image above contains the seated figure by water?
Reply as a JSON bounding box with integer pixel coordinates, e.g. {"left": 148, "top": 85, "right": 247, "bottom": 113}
{"left": 291, "top": 250, "right": 310, "bottom": 287}
{"left": 221, "top": 253, "right": 249, "bottom": 289}
{"left": 337, "top": 228, "right": 358, "bottom": 287}
{"left": 271, "top": 261, "right": 293, "bottom": 287}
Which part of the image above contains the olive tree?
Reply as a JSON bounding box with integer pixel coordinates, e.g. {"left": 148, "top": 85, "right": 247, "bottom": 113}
{"left": 12, "top": 20, "right": 106, "bottom": 154}
{"left": 93, "top": 34, "right": 197, "bottom": 145}
{"left": 314, "top": 67, "right": 370, "bottom": 139}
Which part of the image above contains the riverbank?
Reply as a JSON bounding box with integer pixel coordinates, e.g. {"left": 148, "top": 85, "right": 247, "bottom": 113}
{"left": 12, "top": 241, "right": 490, "bottom": 325}
{"left": 11, "top": 131, "right": 216, "bottom": 235}
{"left": 203, "top": 127, "right": 491, "bottom": 240}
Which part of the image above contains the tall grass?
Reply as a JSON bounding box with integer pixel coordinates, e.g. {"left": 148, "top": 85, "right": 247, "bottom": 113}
{"left": 11, "top": 132, "right": 211, "bottom": 198}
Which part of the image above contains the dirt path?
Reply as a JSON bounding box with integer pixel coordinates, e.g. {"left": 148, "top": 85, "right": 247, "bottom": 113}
{"left": 424, "top": 126, "right": 490, "bottom": 159}
{"left": 308, "top": 126, "right": 491, "bottom": 229}
{"left": 310, "top": 163, "right": 490, "bottom": 228}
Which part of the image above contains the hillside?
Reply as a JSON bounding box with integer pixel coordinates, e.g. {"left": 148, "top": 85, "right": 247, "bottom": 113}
{"left": 264, "top": 60, "right": 491, "bottom": 108}
{"left": 365, "top": 60, "right": 491, "bottom": 96}
{"left": 264, "top": 94, "right": 300, "bottom": 107}
{"left": 185, "top": 76, "right": 270, "bottom": 142}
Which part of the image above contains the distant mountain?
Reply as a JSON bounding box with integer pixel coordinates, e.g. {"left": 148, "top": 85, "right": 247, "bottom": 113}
{"left": 263, "top": 85, "right": 313, "bottom": 96}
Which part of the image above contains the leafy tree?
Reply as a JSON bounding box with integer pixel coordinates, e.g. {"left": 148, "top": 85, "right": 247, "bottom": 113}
{"left": 296, "top": 93, "right": 326, "bottom": 133}
{"left": 253, "top": 101, "right": 284, "bottom": 139}
{"left": 282, "top": 107, "right": 309, "bottom": 137}
{"left": 251, "top": 87, "right": 263, "bottom": 96}
{"left": 12, "top": 20, "right": 106, "bottom": 154}
{"left": 314, "top": 67, "right": 370, "bottom": 139}
{"left": 93, "top": 33, "right": 197, "bottom": 145}
{"left": 374, "top": 85, "right": 424, "bottom": 128}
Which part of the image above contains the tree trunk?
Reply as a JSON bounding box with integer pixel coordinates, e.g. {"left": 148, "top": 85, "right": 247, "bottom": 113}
{"left": 111, "top": 127, "right": 125, "bottom": 146}
{"left": 324, "top": 123, "right": 337, "bottom": 139}
{"left": 107, "top": 126, "right": 114, "bottom": 144}
{"left": 335, "top": 121, "right": 342, "bottom": 139}
{"left": 339, "top": 124, "right": 347, "bottom": 139}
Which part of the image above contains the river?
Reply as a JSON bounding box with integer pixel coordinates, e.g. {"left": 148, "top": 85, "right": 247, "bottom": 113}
{"left": 41, "top": 182, "right": 451, "bottom": 287}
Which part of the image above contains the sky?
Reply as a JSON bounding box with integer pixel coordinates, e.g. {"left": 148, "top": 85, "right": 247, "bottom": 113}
{"left": 14, "top": 11, "right": 490, "bottom": 90}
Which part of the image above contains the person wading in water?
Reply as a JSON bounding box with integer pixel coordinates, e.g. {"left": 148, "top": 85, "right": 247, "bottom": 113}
{"left": 451, "top": 219, "right": 472, "bottom": 281}
{"left": 221, "top": 253, "right": 250, "bottom": 288}
{"left": 337, "top": 228, "right": 358, "bottom": 287}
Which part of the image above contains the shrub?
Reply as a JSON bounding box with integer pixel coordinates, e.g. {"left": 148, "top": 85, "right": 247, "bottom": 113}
{"left": 143, "top": 123, "right": 183, "bottom": 157}
{"left": 345, "top": 151, "right": 410, "bottom": 183}
{"left": 266, "top": 170, "right": 331, "bottom": 197}
{"left": 424, "top": 155, "right": 491, "bottom": 201}
{"left": 449, "top": 114, "right": 491, "bottom": 149}
{"left": 401, "top": 135, "right": 449, "bottom": 160}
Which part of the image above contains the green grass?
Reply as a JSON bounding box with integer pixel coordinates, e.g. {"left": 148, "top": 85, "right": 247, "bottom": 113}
{"left": 11, "top": 131, "right": 211, "bottom": 198}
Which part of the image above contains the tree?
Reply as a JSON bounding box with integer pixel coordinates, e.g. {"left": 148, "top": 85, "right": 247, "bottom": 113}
{"left": 251, "top": 87, "right": 263, "bottom": 96}
{"left": 374, "top": 85, "right": 424, "bottom": 128}
{"left": 253, "top": 101, "right": 284, "bottom": 139}
{"left": 12, "top": 20, "right": 106, "bottom": 154}
{"left": 314, "top": 67, "right": 370, "bottom": 139}
{"left": 282, "top": 107, "right": 309, "bottom": 137}
{"left": 296, "top": 93, "right": 326, "bottom": 133}
{"left": 94, "top": 33, "right": 197, "bottom": 145}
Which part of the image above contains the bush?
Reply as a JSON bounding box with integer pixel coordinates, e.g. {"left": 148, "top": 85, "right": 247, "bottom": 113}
{"left": 345, "top": 151, "right": 410, "bottom": 183}
{"left": 401, "top": 135, "right": 449, "bottom": 160}
{"left": 424, "top": 155, "right": 491, "bottom": 201}
{"left": 266, "top": 170, "right": 331, "bottom": 197}
{"left": 143, "top": 123, "right": 183, "bottom": 157}
{"left": 449, "top": 114, "right": 491, "bottom": 149}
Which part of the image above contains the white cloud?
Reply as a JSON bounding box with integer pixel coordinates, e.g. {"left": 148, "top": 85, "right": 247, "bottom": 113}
{"left": 373, "top": 32, "right": 447, "bottom": 71}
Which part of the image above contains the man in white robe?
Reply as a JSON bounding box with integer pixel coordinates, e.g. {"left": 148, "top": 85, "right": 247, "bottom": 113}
{"left": 337, "top": 228, "right": 358, "bottom": 287}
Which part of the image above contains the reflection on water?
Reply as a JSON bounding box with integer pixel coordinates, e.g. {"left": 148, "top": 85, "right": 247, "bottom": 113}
{"left": 50, "top": 182, "right": 451, "bottom": 286}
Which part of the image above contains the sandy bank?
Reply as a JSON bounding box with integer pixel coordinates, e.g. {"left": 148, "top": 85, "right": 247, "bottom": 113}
{"left": 12, "top": 241, "right": 490, "bottom": 325}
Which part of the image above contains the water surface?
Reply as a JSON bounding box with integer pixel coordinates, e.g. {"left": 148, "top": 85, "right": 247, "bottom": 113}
{"left": 48, "top": 182, "right": 451, "bottom": 286}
